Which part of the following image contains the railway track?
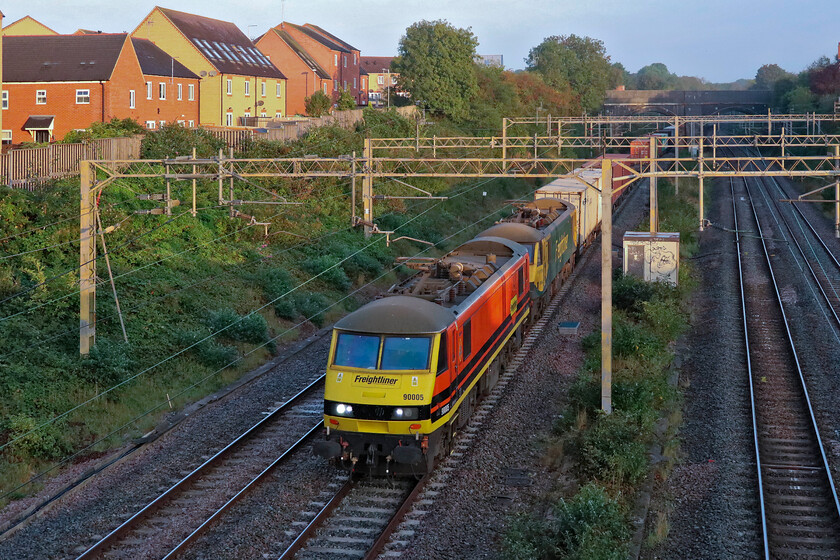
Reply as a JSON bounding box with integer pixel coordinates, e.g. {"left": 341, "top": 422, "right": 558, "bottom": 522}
{"left": 731, "top": 168, "right": 840, "bottom": 559}
{"left": 746, "top": 151, "right": 840, "bottom": 329}
{"left": 74, "top": 374, "right": 326, "bottom": 560}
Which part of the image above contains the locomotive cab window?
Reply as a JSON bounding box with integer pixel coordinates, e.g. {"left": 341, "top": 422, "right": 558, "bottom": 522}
{"left": 518, "top": 267, "right": 525, "bottom": 295}
{"left": 436, "top": 334, "right": 448, "bottom": 375}
{"left": 381, "top": 336, "right": 431, "bottom": 370}
{"left": 333, "top": 333, "right": 379, "bottom": 369}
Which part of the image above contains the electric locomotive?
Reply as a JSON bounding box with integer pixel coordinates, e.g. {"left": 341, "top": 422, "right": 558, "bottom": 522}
{"left": 313, "top": 236, "right": 530, "bottom": 474}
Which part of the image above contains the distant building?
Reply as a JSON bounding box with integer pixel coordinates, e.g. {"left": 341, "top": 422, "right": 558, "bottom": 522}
{"left": 132, "top": 7, "right": 287, "bottom": 126}
{"left": 255, "top": 27, "right": 333, "bottom": 116}
{"left": 74, "top": 29, "right": 106, "bottom": 35}
{"left": 2, "top": 15, "right": 58, "bottom": 36}
{"left": 1, "top": 34, "right": 200, "bottom": 143}
{"left": 361, "top": 56, "right": 398, "bottom": 106}
{"left": 475, "top": 54, "right": 504, "bottom": 68}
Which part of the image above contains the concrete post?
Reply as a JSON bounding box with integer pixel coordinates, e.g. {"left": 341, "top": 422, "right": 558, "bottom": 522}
{"left": 649, "top": 136, "right": 658, "bottom": 233}
{"left": 600, "top": 157, "right": 613, "bottom": 414}
{"left": 80, "top": 161, "right": 96, "bottom": 355}
{"left": 699, "top": 136, "right": 705, "bottom": 232}
{"left": 363, "top": 138, "right": 373, "bottom": 237}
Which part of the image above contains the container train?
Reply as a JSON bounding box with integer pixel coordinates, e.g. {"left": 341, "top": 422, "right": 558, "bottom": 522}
{"left": 312, "top": 156, "right": 636, "bottom": 475}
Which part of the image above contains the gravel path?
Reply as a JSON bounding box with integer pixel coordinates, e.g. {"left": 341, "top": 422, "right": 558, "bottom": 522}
{"left": 377, "top": 182, "right": 650, "bottom": 559}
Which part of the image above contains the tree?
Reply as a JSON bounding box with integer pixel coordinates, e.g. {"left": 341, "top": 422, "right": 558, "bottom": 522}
{"left": 305, "top": 91, "right": 332, "bottom": 117}
{"left": 525, "top": 35, "right": 612, "bottom": 113}
{"left": 336, "top": 87, "right": 356, "bottom": 111}
{"left": 62, "top": 118, "right": 145, "bottom": 143}
{"left": 393, "top": 19, "right": 479, "bottom": 119}
{"left": 753, "top": 64, "right": 794, "bottom": 90}
{"left": 635, "top": 63, "right": 676, "bottom": 90}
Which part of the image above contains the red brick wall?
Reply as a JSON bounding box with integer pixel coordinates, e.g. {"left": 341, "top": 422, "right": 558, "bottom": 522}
{"left": 1, "top": 37, "right": 200, "bottom": 144}
{"left": 281, "top": 26, "right": 343, "bottom": 103}
{"left": 257, "top": 31, "right": 333, "bottom": 116}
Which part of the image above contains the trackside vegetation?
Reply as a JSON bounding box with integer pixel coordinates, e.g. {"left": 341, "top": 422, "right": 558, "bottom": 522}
{"left": 503, "top": 179, "right": 699, "bottom": 559}
{"left": 0, "top": 105, "right": 560, "bottom": 504}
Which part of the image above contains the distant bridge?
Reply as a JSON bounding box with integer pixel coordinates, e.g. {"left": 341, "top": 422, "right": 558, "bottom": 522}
{"left": 602, "top": 90, "right": 772, "bottom": 117}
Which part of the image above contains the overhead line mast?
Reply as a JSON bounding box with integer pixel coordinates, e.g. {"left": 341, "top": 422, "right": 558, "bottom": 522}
{"left": 81, "top": 112, "right": 840, "bottom": 413}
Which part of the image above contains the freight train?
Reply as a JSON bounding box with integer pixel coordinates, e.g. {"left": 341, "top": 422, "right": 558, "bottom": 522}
{"left": 312, "top": 156, "right": 635, "bottom": 475}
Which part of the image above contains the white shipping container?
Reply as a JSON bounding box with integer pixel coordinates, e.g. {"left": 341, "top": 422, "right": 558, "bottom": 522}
{"left": 535, "top": 175, "right": 600, "bottom": 249}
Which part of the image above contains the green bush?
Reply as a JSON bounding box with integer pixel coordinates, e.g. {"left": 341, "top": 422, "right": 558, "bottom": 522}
{"left": 195, "top": 340, "right": 239, "bottom": 369}
{"left": 141, "top": 124, "right": 226, "bottom": 158}
{"left": 274, "top": 298, "right": 298, "bottom": 321}
{"left": 553, "top": 484, "right": 629, "bottom": 560}
{"left": 503, "top": 485, "right": 628, "bottom": 560}
{"left": 305, "top": 91, "right": 332, "bottom": 117}
{"left": 301, "top": 255, "right": 352, "bottom": 291}
{"left": 6, "top": 415, "right": 71, "bottom": 461}
{"left": 503, "top": 514, "right": 556, "bottom": 560}
{"left": 613, "top": 319, "right": 662, "bottom": 359}
{"left": 336, "top": 87, "right": 356, "bottom": 110}
{"left": 576, "top": 412, "right": 648, "bottom": 487}
{"left": 207, "top": 309, "right": 269, "bottom": 343}
{"left": 612, "top": 271, "right": 655, "bottom": 315}
{"left": 293, "top": 292, "right": 331, "bottom": 327}
{"left": 62, "top": 118, "right": 145, "bottom": 143}
{"left": 83, "top": 339, "right": 137, "bottom": 385}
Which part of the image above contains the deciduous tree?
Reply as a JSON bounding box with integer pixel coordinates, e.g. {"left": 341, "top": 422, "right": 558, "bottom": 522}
{"left": 393, "top": 20, "right": 479, "bottom": 119}
{"left": 525, "top": 34, "right": 612, "bottom": 113}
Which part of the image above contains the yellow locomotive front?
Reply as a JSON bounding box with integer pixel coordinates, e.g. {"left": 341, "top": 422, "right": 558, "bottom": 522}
{"left": 313, "top": 296, "right": 455, "bottom": 474}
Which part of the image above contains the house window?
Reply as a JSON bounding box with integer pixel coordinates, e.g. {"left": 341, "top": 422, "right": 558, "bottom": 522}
{"left": 36, "top": 90, "right": 47, "bottom": 104}
{"left": 343, "top": 81, "right": 347, "bottom": 90}
{"left": 334, "top": 54, "right": 338, "bottom": 66}
{"left": 378, "top": 75, "right": 384, "bottom": 85}
{"left": 391, "top": 76, "right": 397, "bottom": 85}
{"left": 276, "top": 83, "right": 282, "bottom": 97}
{"left": 353, "top": 53, "right": 357, "bottom": 65}
{"left": 159, "top": 83, "right": 166, "bottom": 100}
{"left": 334, "top": 79, "right": 338, "bottom": 89}
{"left": 76, "top": 89, "right": 90, "bottom": 104}
{"left": 226, "top": 112, "right": 233, "bottom": 126}
{"left": 261, "top": 81, "right": 266, "bottom": 97}
{"left": 362, "top": 78, "right": 366, "bottom": 89}
{"left": 323, "top": 83, "right": 328, "bottom": 94}
{"left": 261, "top": 111, "right": 267, "bottom": 117}
{"left": 1, "top": 130, "right": 11, "bottom": 144}
{"left": 226, "top": 79, "right": 232, "bottom": 95}
{"left": 2, "top": 91, "right": 7, "bottom": 110}
{"left": 244, "top": 111, "right": 251, "bottom": 118}
{"left": 146, "top": 82, "right": 153, "bottom": 100}
{"left": 177, "top": 83, "right": 182, "bottom": 100}
{"left": 129, "top": 90, "right": 135, "bottom": 109}
{"left": 159, "top": 120, "right": 166, "bottom": 128}
{"left": 188, "top": 120, "right": 195, "bottom": 127}
{"left": 275, "top": 111, "right": 282, "bottom": 118}
{"left": 353, "top": 77, "right": 356, "bottom": 89}
{"left": 244, "top": 80, "right": 250, "bottom": 96}
{"left": 188, "top": 84, "right": 195, "bottom": 101}
{"left": 343, "top": 55, "right": 347, "bottom": 68}
{"left": 146, "top": 121, "right": 156, "bottom": 129}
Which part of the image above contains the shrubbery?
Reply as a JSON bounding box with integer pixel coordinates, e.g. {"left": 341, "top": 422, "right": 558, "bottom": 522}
{"left": 140, "top": 124, "right": 226, "bottom": 159}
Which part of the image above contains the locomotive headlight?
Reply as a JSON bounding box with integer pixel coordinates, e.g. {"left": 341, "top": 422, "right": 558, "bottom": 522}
{"left": 393, "top": 407, "right": 419, "bottom": 420}
{"left": 335, "top": 403, "right": 353, "bottom": 416}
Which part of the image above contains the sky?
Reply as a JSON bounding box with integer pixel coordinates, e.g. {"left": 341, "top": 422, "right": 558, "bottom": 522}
{"left": 6, "top": 0, "right": 839, "bottom": 83}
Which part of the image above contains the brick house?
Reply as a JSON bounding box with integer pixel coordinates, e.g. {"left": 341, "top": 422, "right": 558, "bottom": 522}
{"left": 255, "top": 27, "right": 332, "bottom": 116}
{"left": 3, "top": 15, "right": 58, "bottom": 36}
{"left": 279, "top": 23, "right": 361, "bottom": 106}
{"left": 361, "top": 56, "right": 397, "bottom": 107}
{"left": 1, "top": 34, "right": 200, "bottom": 144}
{"left": 133, "top": 7, "right": 287, "bottom": 127}
{"left": 302, "top": 24, "right": 363, "bottom": 105}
